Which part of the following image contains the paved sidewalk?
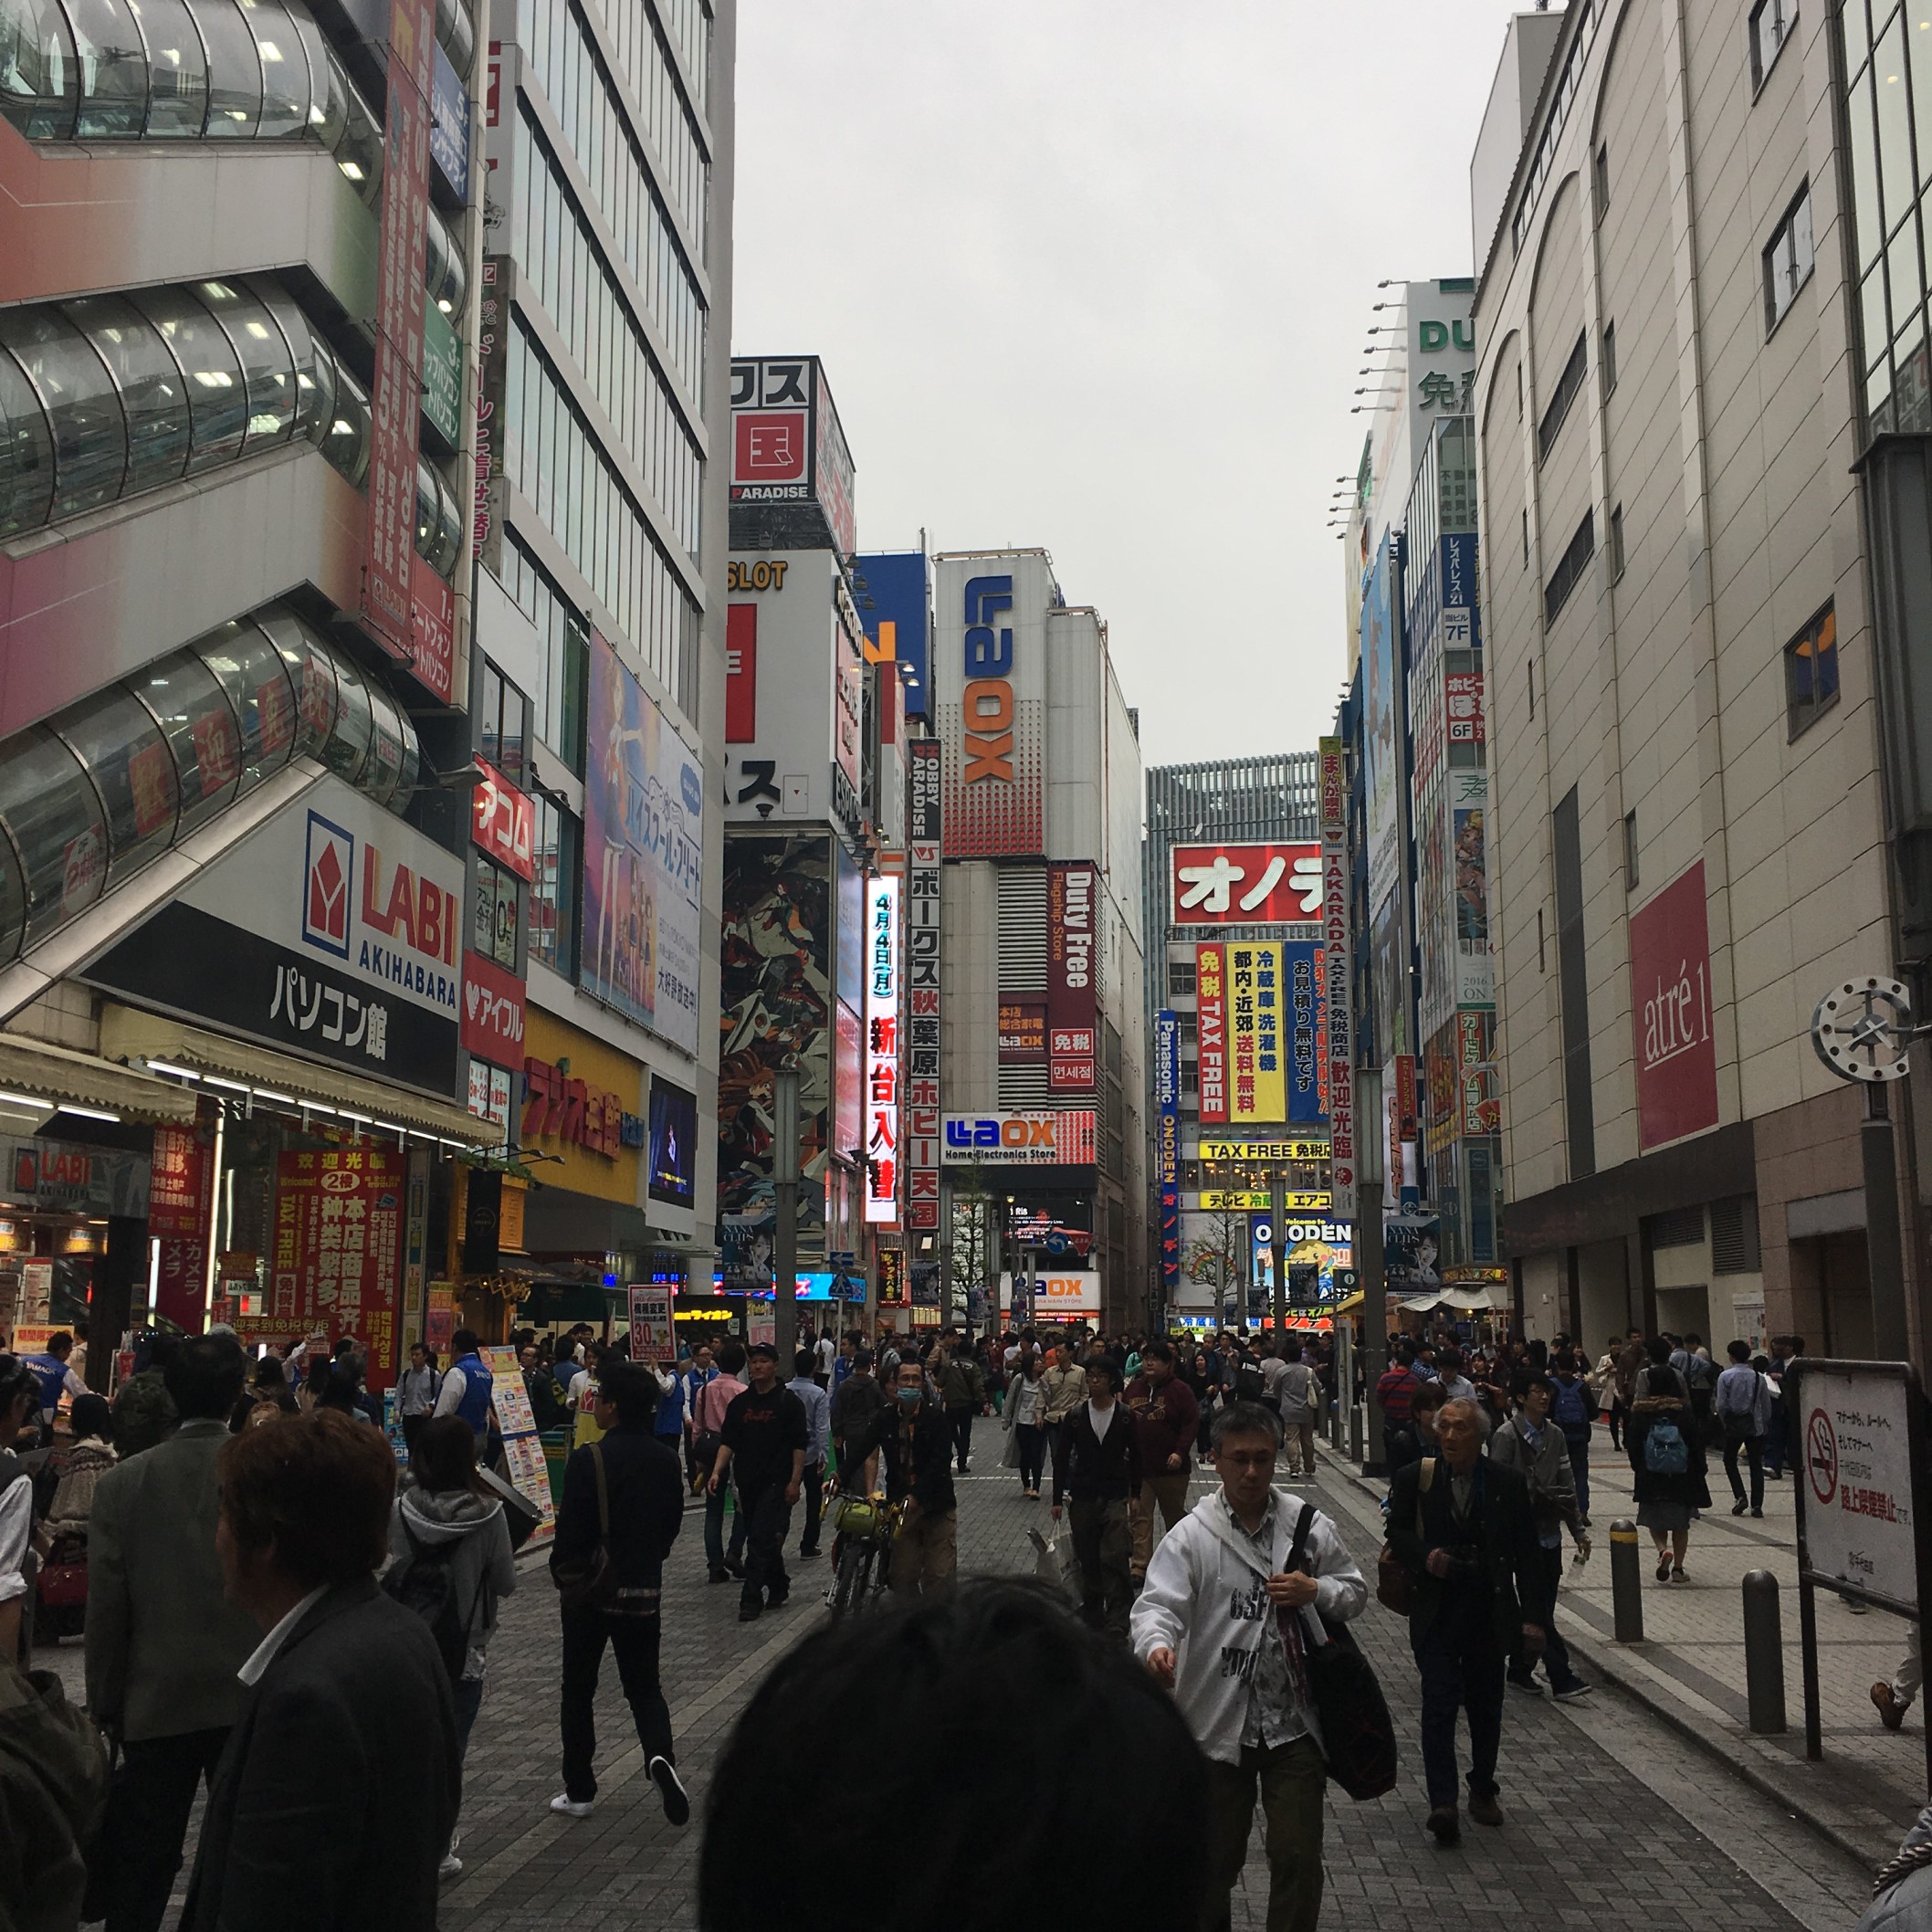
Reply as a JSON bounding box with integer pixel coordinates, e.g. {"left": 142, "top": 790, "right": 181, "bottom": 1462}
{"left": 1343, "top": 1423, "right": 1927, "bottom": 1867}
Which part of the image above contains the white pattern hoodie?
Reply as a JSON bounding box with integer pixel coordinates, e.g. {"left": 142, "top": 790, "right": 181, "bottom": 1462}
{"left": 1129, "top": 1486, "right": 1368, "bottom": 1768}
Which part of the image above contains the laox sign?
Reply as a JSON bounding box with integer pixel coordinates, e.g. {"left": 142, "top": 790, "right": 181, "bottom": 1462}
{"left": 961, "top": 574, "right": 1014, "bottom": 783}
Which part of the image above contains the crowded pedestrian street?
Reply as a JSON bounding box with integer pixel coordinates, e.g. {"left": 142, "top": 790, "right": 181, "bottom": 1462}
{"left": 35, "top": 1433, "right": 1868, "bottom": 1932}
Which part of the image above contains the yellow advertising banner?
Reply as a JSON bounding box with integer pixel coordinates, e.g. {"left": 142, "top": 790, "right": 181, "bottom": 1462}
{"left": 1226, "top": 940, "right": 1286, "bottom": 1125}
{"left": 1198, "top": 1139, "right": 1329, "bottom": 1163}
{"left": 1200, "top": 1192, "right": 1332, "bottom": 1212}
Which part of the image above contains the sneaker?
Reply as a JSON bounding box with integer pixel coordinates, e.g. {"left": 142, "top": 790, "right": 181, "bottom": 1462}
{"left": 549, "top": 1793, "right": 593, "bottom": 1819}
{"left": 1551, "top": 1680, "right": 1594, "bottom": 1702}
{"left": 648, "top": 1755, "right": 691, "bottom": 1828}
{"left": 1507, "top": 1674, "right": 1543, "bottom": 1697}
{"left": 1425, "top": 1805, "right": 1461, "bottom": 1845}
{"left": 767, "top": 1591, "right": 790, "bottom": 1609}
{"left": 438, "top": 1852, "right": 464, "bottom": 1879}
{"left": 1750, "top": 1507, "right": 1763, "bottom": 1518}
{"left": 1467, "top": 1790, "right": 1504, "bottom": 1828}
{"left": 798, "top": 1547, "right": 822, "bottom": 1560}
{"left": 1732, "top": 1498, "right": 1748, "bottom": 1516}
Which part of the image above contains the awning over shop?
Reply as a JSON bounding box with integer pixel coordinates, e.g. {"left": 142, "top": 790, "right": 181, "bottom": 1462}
{"left": 1333, "top": 1289, "right": 1364, "bottom": 1315}
{"left": 0, "top": 1031, "right": 199, "bottom": 1125}
{"left": 98, "top": 1006, "right": 489, "bottom": 1144}
{"left": 1399, "top": 1285, "right": 1507, "bottom": 1313}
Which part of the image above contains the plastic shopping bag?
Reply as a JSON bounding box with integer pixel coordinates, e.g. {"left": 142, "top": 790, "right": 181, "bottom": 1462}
{"left": 1027, "top": 1527, "right": 1080, "bottom": 1603}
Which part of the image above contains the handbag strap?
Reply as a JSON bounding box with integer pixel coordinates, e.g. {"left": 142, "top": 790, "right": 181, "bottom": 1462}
{"left": 1286, "top": 1500, "right": 1318, "bottom": 1573}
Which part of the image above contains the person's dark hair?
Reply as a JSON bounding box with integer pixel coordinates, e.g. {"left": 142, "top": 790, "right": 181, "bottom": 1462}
{"left": 794, "top": 1349, "right": 816, "bottom": 1378}
{"left": 851, "top": 1348, "right": 874, "bottom": 1372}
{"left": 1685, "top": 1332, "right": 1703, "bottom": 1349}
{"left": 217, "top": 1409, "right": 396, "bottom": 1589}
{"left": 1395, "top": 1340, "right": 1417, "bottom": 1366}
{"left": 1022, "top": 1351, "right": 1045, "bottom": 1381}
{"left": 450, "top": 1328, "right": 480, "bottom": 1357}
{"left": 316, "top": 1370, "right": 364, "bottom": 1415}
{"left": 409, "top": 1414, "right": 481, "bottom": 1494}
{"left": 1727, "top": 1339, "right": 1752, "bottom": 1362}
{"left": 1081, "top": 1354, "right": 1118, "bottom": 1393}
{"left": 1438, "top": 1347, "right": 1464, "bottom": 1375}
{"left": 699, "top": 1580, "right": 1206, "bottom": 1931}
{"left": 1512, "top": 1372, "right": 1558, "bottom": 1406}
{"left": 716, "top": 1341, "right": 747, "bottom": 1376}
{"left": 250, "top": 1355, "right": 285, "bottom": 1389}
{"left": 0, "top": 1355, "right": 35, "bottom": 1421}
{"left": 68, "top": 1391, "right": 112, "bottom": 1442}
{"left": 1140, "top": 1339, "right": 1174, "bottom": 1368}
{"left": 1211, "top": 1399, "right": 1282, "bottom": 1450}
{"left": 163, "top": 1334, "right": 248, "bottom": 1421}
{"left": 1412, "top": 1380, "right": 1450, "bottom": 1418}
{"left": 1789, "top": 1337, "right": 1807, "bottom": 1356}
{"left": 599, "top": 1362, "right": 656, "bottom": 1429}
{"left": 1644, "top": 1334, "right": 1672, "bottom": 1366}
{"left": 46, "top": 1332, "right": 73, "bottom": 1357}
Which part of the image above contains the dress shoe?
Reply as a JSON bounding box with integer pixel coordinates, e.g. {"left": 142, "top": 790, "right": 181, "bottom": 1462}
{"left": 1468, "top": 1790, "right": 1504, "bottom": 1828}
{"left": 1874, "top": 1680, "right": 1909, "bottom": 1730}
{"left": 1425, "top": 1805, "right": 1461, "bottom": 1845}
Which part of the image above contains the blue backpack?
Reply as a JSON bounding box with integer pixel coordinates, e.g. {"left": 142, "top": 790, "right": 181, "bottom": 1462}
{"left": 1553, "top": 1378, "right": 1591, "bottom": 1431}
{"left": 1643, "top": 1416, "right": 1688, "bottom": 1475}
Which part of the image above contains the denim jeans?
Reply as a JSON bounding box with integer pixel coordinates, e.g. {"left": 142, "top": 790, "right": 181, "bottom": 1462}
{"left": 454, "top": 1675, "right": 485, "bottom": 1759}
{"left": 739, "top": 1480, "right": 793, "bottom": 1610}
{"left": 1015, "top": 1423, "right": 1046, "bottom": 1490}
{"left": 1562, "top": 1427, "right": 1591, "bottom": 1520}
{"left": 703, "top": 1474, "right": 747, "bottom": 1572}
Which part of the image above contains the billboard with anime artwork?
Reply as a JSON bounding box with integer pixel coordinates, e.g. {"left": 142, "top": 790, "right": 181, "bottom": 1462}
{"left": 716, "top": 834, "right": 832, "bottom": 1282}
{"left": 582, "top": 634, "right": 704, "bottom": 1055}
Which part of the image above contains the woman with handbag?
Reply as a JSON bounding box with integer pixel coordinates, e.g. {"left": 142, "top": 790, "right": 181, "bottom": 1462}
{"left": 1003, "top": 1352, "right": 1050, "bottom": 1498}
{"left": 1628, "top": 1335, "right": 1710, "bottom": 1582}
{"left": 1132, "top": 1396, "right": 1378, "bottom": 1932}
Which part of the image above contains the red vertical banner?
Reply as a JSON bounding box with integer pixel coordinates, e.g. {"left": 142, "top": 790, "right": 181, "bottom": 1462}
{"left": 725, "top": 604, "right": 757, "bottom": 742}
{"left": 150, "top": 1111, "right": 215, "bottom": 1333}
{"left": 1046, "top": 860, "right": 1097, "bottom": 1090}
{"left": 362, "top": 0, "right": 436, "bottom": 658}
{"left": 1195, "top": 942, "right": 1228, "bottom": 1124}
{"left": 271, "top": 1148, "right": 407, "bottom": 1386}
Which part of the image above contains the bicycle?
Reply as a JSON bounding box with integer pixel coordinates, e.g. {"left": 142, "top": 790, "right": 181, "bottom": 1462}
{"left": 825, "top": 1491, "right": 903, "bottom": 1621}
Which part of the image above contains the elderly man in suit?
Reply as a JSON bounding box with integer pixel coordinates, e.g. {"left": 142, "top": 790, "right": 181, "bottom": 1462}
{"left": 183, "top": 1408, "right": 460, "bottom": 1931}
{"left": 85, "top": 1334, "right": 258, "bottom": 1932}
{"left": 1387, "top": 1395, "right": 1547, "bottom": 1846}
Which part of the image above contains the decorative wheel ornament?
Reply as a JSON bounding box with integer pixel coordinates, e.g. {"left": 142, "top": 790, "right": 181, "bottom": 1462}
{"left": 1811, "top": 978, "right": 1915, "bottom": 1083}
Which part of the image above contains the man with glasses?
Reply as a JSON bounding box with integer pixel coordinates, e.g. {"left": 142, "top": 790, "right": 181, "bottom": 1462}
{"left": 1132, "top": 1399, "right": 1367, "bottom": 1932}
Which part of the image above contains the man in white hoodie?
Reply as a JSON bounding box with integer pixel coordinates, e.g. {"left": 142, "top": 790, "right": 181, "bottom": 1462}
{"left": 1131, "top": 1398, "right": 1367, "bottom": 1932}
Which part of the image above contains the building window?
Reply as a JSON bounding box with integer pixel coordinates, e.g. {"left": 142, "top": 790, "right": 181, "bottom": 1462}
{"left": 1785, "top": 601, "right": 1839, "bottom": 736}
{"left": 1528, "top": 659, "right": 1536, "bottom": 719}
{"left": 1594, "top": 142, "right": 1610, "bottom": 221}
{"left": 1553, "top": 786, "right": 1595, "bottom": 1180}
{"left": 1610, "top": 503, "right": 1625, "bottom": 581}
{"left": 1750, "top": 0, "right": 1796, "bottom": 89}
{"left": 1544, "top": 511, "right": 1596, "bottom": 624}
{"left": 1522, "top": 507, "right": 1530, "bottom": 569}
{"left": 1537, "top": 331, "right": 1590, "bottom": 463}
{"left": 1517, "top": 360, "right": 1524, "bottom": 421}
{"left": 477, "top": 660, "right": 530, "bottom": 785}
{"left": 473, "top": 855, "right": 519, "bottom": 970}
{"left": 529, "top": 795, "right": 580, "bottom": 978}
{"left": 499, "top": 536, "right": 591, "bottom": 775}
{"left": 1537, "top": 905, "right": 1548, "bottom": 972}
{"left": 1764, "top": 182, "right": 1815, "bottom": 332}
{"left": 1623, "top": 808, "right": 1639, "bottom": 889}
{"left": 1601, "top": 320, "right": 1618, "bottom": 397}
{"left": 1711, "top": 1193, "right": 1763, "bottom": 1272}
{"left": 1168, "top": 958, "right": 1197, "bottom": 998}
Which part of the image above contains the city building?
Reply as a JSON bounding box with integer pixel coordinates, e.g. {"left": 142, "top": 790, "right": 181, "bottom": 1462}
{"left": 1142, "top": 754, "right": 1331, "bottom": 1329}
{"left": 1470, "top": 0, "right": 1916, "bottom": 1356}
{"left": 931, "top": 548, "right": 1146, "bottom": 1332}
{"left": 0, "top": 0, "right": 737, "bottom": 1381}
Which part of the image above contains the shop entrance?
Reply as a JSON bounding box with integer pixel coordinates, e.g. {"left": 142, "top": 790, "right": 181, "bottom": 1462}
{"left": 1789, "top": 1230, "right": 1874, "bottom": 1357}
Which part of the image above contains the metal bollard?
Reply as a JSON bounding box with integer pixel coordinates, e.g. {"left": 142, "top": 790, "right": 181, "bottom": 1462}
{"left": 1742, "top": 1569, "right": 1788, "bottom": 1734}
{"left": 1610, "top": 1520, "right": 1645, "bottom": 1643}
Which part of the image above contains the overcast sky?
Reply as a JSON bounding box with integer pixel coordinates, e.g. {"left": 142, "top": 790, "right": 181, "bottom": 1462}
{"left": 730, "top": 0, "right": 1526, "bottom": 772}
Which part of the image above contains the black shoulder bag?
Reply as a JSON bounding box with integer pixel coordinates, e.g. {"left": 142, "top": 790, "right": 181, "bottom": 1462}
{"left": 1284, "top": 1502, "right": 1399, "bottom": 1801}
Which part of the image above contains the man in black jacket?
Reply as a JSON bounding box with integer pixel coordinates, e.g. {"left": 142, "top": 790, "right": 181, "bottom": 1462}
{"left": 1051, "top": 1355, "right": 1143, "bottom": 1638}
{"left": 1387, "top": 1397, "right": 1547, "bottom": 1845}
{"left": 184, "top": 1409, "right": 459, "bottom": 1931}
{"left": 550, "top": 1361, "right": 689, "bottom": 1824}
{"left": 866, "top": 1358, "right": 958, "bottom": 1599}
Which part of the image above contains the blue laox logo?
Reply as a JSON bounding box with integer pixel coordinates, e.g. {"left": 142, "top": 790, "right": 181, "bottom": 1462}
{"left": 680, "top": 763, "right": 702, "bottom": 816}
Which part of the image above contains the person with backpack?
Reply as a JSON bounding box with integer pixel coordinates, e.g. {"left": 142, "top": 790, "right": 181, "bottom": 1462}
{"left": 1488, "top": 1373, "right": 1592, "bottom": 1702}
{"left": 935, "top": 1337, "right": 987, "bottom": 1475}
{"left": 1670, "top": 1332, "right": 1719, "bottom": 1444}
{"left": 1629, "top": 1335, "right": 1710, "bottom": 1582}
{"left": 549, "top": 1363, "right": 688, "bottom": 1827}
{"left": 386, "top": 1416, "right": 517, "bottom": 1879}
{"left": 1714, "top": 1339, "right": 1772, "bottom": 1517}
{"left": 1276, "top": 1348, "right": 1322, "bottom": 1482}
{"left": 1549, "top": 1351, "right": 1599, "bottom": 1525}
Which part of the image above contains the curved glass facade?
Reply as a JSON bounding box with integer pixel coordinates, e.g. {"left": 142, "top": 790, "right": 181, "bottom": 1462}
{"left": 0, "top": 0, "right": 387, "bottom": 207}
{"left": 0, "top": 602, "right": 422, "bottom": 963}
{"left": 0, "top": 273, "right": 457, "bottom": 584}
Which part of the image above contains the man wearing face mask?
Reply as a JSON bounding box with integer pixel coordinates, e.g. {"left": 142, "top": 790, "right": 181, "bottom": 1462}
{"left": 862, "top": 1360, "right": 957, "bottom": 1601}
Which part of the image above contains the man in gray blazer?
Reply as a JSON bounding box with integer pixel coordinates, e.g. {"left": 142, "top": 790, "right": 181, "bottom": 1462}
{"left": 85, "top": 1333, "right": 257, "bottom": 1932}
